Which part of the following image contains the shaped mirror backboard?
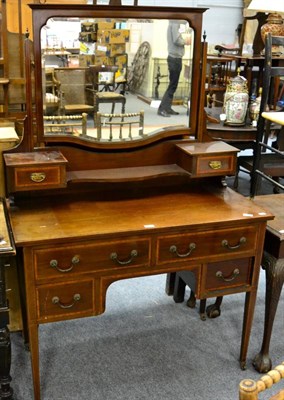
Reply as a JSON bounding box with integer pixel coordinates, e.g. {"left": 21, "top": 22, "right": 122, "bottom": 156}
{"left": 31, "top": 5, "right": 205, "bottom": 146}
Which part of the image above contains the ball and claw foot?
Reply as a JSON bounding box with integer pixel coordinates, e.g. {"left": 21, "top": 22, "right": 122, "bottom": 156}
{"left": 253, "top": 352, "right": 272, "bottom": 373}
{"left": 206, "top": 303, "right": 221, "bottom": 318}
{"left": 186, "top": 294, "right": 196, "bottom": 309}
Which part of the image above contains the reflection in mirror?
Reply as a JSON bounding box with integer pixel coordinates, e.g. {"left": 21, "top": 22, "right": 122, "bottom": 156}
{"left": 41, "top": 18, "right": 193, "bottom": 142}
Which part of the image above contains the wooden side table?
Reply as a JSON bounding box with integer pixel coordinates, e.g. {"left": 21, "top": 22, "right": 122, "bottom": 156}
{"left": 252, "top": 194, "right": 284, "bottom": 373}
{"left": 0, "top": 198, "right": 16, "bottom": 400}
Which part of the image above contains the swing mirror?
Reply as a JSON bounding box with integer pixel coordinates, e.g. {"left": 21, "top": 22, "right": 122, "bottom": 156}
{"left": 31, "top": 5, "right": 204, "bottom": 146}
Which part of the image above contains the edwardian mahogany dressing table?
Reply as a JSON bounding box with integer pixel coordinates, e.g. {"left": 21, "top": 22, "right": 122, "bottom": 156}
{"left": 2, "top": 4, "right": 274, "bottom": 400}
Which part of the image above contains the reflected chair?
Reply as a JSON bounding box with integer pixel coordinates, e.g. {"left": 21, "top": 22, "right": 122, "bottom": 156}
{"left": 237, "top": 34, "right": 284, "bottom": 197}
{"left": 88, "top": 65, "right": 126, "bottom": 126}
{"left": 43, "top": 68, "right": 61, "bottom": 116}
{"left": 239, "top": 362, "right": 284, "bottom": 400}
{"left": 43, "top": 113, "right": 87, "bottom": 135}
{"left": 96, "top": 110, "right": 144, "bottom": 141}
{"left": 54, "top": 67, "right": 95, "bottom": 124}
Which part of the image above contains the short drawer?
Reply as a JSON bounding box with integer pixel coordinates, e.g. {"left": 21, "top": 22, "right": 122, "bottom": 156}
{"left": 4, "top": 150, "right": 67, "bottom": 193}
{"left": 175, "top": 142, "right": 237, "bottom": 178}
{"left": 34, "top": 238, "right": 151, "bottom": 280}
{"left": 37, "top": 279, "right": 94, "bottom": 321}
{"left": 195, "top": 154, "right": 235, "bottom": 176}
{"left": 202, "top": 258, "right": 252, "bottom": 295}
{"left": 157, "top": 226, "right": 257, "bottom": 265}
{"left": 13, "top": 165, "right": 66, "bottom": 191}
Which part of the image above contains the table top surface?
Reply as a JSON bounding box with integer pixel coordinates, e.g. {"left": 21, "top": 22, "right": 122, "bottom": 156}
{"left": 252, "top": 194, "right": 284, "bottom": 241}
{"left": 8, "top": 185, "right": 274, "bottom": 247}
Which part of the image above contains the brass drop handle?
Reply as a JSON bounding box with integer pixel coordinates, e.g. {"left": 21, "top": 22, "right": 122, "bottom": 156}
{"left": 169, "top": 243, "right": 196, "bottom": 258}
{"left": 30, "top": 172, "right": 46, "bottom": 183}
{"left": 216, "top": 268, "right": 240, "bottom": 282}
{"left": 52, "top": 293, "right": 81, "bottom": 309}
{"left": 208, "top": 160, "right": 222, "bottom": 170}
{"left": 222, "top": 236, "right": 246, "bottom": 250}
{"left": 110, "top": 249, "right": 138, "bottom": 265}
{"left": 50, "top": 255, "right": 80, "bottom": 273}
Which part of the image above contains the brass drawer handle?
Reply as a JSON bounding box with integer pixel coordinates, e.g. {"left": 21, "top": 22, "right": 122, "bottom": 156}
{"left": 50, "top": 255, "right": 80, "bottom": 273}
{"left": 222, "top": 236, "right": 246, "bottom": 250}
{"left": 30, "top": 172, "right": 46, "bottom": 183}
{"left": 52, "top": 293, "right": 81, "bottom": 309}
{"left": 208, "top": 160, "right": 222, "bottom": 170}
{"left": 169, "top": 243, "right": 196, "bottom": 258}
{"left": 110, "top": 249, "right": 138, "bottom": 265}
{"left": 216, "top": 268, "right": 240, "bottom": 282}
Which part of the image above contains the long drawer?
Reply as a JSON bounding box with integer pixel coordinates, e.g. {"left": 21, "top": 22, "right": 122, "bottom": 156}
{"left": 34, "top": 238, "right": 151, "bottom": 281}
{"left": 156, "top": 226, "right": 257, "bottom": 265}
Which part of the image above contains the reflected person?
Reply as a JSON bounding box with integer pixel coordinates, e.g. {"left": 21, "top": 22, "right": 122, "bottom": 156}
{"left": 158, "top": 20, "right": 191, "bottom": 117}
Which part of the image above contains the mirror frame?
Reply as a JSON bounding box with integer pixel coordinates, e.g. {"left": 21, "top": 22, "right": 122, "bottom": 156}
{"left": 30, "top": 4, "right": 206, "bottom": 148}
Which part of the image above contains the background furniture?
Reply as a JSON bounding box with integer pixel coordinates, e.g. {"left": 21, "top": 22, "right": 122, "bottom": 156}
{"left": 240, "top": 34, "right": 284, "bottom": 197}
{"left": 53, "top": 67, "right": 94, "bottom": 124}
{"left": 43, "top": 113, "right": 88, "bottom": 136}
{"left": 205, "top": 55, "right": 234, "bottom": 108}
{"left": 239, "top": 361, "right": 284, "bottom": 400}
{"left": 0, "top": 198, "right": 16, "bottom": 400}
{"left": 43, "top": 68, "right": 61, "bottom": 116}
{"left": 88, "top": 65, "right": 126, "bottom": 126}
{"left": 251, "top": 194, "right": 284, "bottom": 374}
{"left": 96, "top": 111, "right": 144, "bottom": 141}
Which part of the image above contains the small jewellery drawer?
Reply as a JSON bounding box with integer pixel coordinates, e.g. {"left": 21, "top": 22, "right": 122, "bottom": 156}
{"left": 4, "top": 151, "right": 67, "bottom": 193}
{"left": 34, "top": 238, "right": 150, "bottom": 280}
{"left": 175, "top": 142, "right": 238, "bottom": 178}
{"left": 195, "top": 154, "right": 235, "bottom": 176}
{"left": 12, "top": 165, "right": 66, "bottom": 191}
{"left": 37, "top": 280, "right": 94, "bottom": 321}
{"left": 202, "top": 258, "right": 252, "bottom": 294}
{"left": 157, "top": 226, "right": 257, "bottom": 265}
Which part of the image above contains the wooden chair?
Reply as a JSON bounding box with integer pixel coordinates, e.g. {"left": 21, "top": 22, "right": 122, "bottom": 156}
{"left": 54, "top": 67, "right": 95, "bottom": 124}
{"left": 88, "top": 65, "right": 126, "bottom": 126}
{"left": 237, "top": 34, "right": 284, "bottom": 197}
{"left": 96, "top": 110, "right": 144, "bottom": 141}
{"left": 239, "top": 362, "right": 284, "bottom": 400}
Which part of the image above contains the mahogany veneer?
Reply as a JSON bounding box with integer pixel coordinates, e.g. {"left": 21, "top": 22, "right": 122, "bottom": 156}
{"left": 8, "top": 185, "right": 273, "bottom": 400}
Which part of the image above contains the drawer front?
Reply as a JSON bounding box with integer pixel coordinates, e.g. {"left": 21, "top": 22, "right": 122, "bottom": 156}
{"left": 157, "top": 226, "right": 257, "bottom": 265}
{"left": 202, "top": 258, "right": 252, "bottom": 294}
{"left": 37, "top": 280, "right": 94, "bottom": 321}
{"left": 196, "top": 154, "right": 235, "bottom": 176}
{"left": 14, "top": 165, "right": 66, "bottom": 191}
{"left": 34, "top": 238, "right": 150, "bottom": 280}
